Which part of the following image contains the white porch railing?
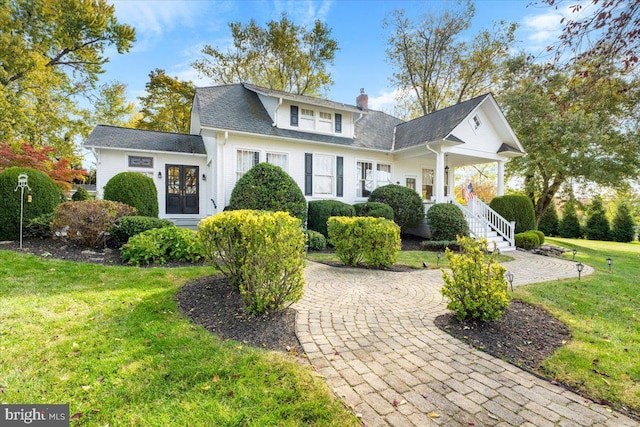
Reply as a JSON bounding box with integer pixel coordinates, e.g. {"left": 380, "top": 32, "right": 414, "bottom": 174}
{"left": 459, "top": 198, "right": 515, "bottom": 248}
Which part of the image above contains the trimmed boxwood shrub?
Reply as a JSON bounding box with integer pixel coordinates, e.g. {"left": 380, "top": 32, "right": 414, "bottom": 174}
{"left": 228, "top": 163, "right": 307, "bottom": 223}
{"left": 306, "top": 229, "right": 327, "bottom": 251}
{"left": 72, "top": 186, "right": 90, "bottom": 201}
{"left": 198, "top": 210, "right": 306, "bottom": 314}
{"left": 515, "top": 231, "right": 541, "bottom": 249}
{"left": 353, "top": 202, "right": 394, "bottom": 220}
{"left": 585, "top": 196, "right": 611, "bottom": 241}
{"left": 559, "top": 200, "right": 582, "bottom": 238}
{"left": 611, "top": 202, "right": 636, "bottom": 243}
{"left": 51, "top": 200, "right": 137, "bottom": 248}
{"left": 103, "top": 172, "right": 158, "bottom": 217}
{"left": 531, "top": 230, "right": 545, "bottom": 245}
{"left": 368, "top": 184, "right": 424, "bottom": 232}
{"left": 327, "top": 216, "right": 401, "bottom": 268}
{"left": 110, "top": 215, "right": 175, "bottom": 246}
{"left": 120, "top": 227, "right": 203, "bottom": 265}
{"left": 0, "top": 167, "right": 62, "bottom": 240}
{"left": 538, "top": 201, "right": 559, "bottom": 237}
{"left": 426, "top": 203, "right": 469, "bottom": 241}
{"left": 489, "top": 194, "right": 535, "bottom": 234}
{"left": 307, "top": 200, "right": 355, "bottom": 237}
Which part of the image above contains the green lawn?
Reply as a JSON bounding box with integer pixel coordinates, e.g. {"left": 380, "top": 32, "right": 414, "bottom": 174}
{"left": 515, "top": 238, "right": 639, "bottom": 415}
{"left": 0, "top": 250, "right": 360, "bottom": 426}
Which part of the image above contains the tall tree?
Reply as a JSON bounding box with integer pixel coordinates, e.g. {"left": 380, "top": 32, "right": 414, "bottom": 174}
{"left": 0, "top": 0, "right": 135, "bottom": 159}
{"left": 93, "top": 81, "right": 135, "bottom": 127}
{"left": 193, "top": 14, "right": 338, "bottom": 96}
{"left": 540, "top": 0, "right": 640, "bottom": 70}
{"left": 134, "top": 69, "right": 194, "bottom": 134}
{"left": 385, "top": 1, "right": 516, "bottom": 118}
{"left": 500, "top": 55, "right": 640, "bottom": 225}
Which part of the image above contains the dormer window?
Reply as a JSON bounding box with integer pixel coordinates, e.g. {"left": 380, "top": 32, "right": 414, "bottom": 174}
{"left": 301, "top": 108, "right": 314, "bottom": 118}
{"left": 335, "top": 113, "right": 342, "bottom": 133}
{"left": 319, "top": 111, "right": 332, "bottom": 121}
{"left": 290, "top": 106, "right": 298, "bottom": 126}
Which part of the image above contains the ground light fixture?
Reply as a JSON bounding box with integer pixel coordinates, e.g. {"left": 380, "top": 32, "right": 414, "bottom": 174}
{"left": 572, "top": 248, "right": 578, "bottom": 261}
{"left": 576, "top": 262, "right": 584, "bottom": 280}
{"left": 607, "top": 257, "right": 612, "bottom": 272}
{"left": 436, "top": 251, "right": 443, "bottom": 267}
{"left": 505, "top": 271, "right": 514, "bottom": 291}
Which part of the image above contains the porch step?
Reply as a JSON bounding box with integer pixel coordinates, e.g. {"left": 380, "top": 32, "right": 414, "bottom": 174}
{"left": 168, "top": 218, "right": 202, "bottom": 230}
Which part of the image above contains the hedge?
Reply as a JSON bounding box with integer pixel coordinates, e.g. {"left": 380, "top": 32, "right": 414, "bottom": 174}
{"left": 103, "top": 172, "right": 158, "bottom": 217}
{"left": 368, "top": 184, "right": 424, "bottom": 231}
{"left": 489, "top": 194, "right": 536, "bottom": 234}
{"left": 426, "top": 203, "right": 469, "bottom": 241}
{"left": 353, "top": 202, "right": 394, "bottom": 220}
{"left": 307, "top": 200, "right": 355, "bottom": 238}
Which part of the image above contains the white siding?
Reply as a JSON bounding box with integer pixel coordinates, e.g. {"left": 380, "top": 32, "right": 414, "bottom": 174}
{"left": 448, "top": 105, "right": 505, "bottom": 160}
{"left": 276, "top": 100, "right": 354, "bottom": 138}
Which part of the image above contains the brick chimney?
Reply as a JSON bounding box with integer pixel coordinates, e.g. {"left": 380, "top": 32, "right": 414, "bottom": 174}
{"left": 356, "top": 88, "right": 368, "bottom": 110}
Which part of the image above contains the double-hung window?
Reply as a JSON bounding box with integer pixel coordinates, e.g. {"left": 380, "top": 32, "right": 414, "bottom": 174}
{"left": 237, "top": 149, "right": 259, "bottom": 181}
{"left": 313, "top": 154, "right": 334, "bottom": 195}
{"left": 376, "top": 163, "right": 392, "bottom": 187}
{"left": 266, "top": 152, "right": 288, "bottom": 171}
{"left": 356, "top": 161, "right": 373, "bottom": 197}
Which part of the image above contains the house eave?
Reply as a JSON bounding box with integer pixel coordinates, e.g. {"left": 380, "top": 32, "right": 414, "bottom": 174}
{"left": 84, "top": 145, "right": 207, "bottom": 157}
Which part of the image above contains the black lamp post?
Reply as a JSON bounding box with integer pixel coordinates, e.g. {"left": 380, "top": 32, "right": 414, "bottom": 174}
{"left": 506, "top": 271, "right": 514, "bottom": 292}
{"left": 576, "top": 262, "right": 584, "bottom": 280}
{"left": 436, "top": 251, "right": 443, "bottom": 267}
{"left": 606, "top": 257, "right": 612, "bottom": 272}
{"left": 572, "top": 249, "right": 578, "bottom": 261}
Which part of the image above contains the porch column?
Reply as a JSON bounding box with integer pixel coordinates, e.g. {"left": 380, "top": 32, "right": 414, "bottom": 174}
{"left": 435, "top": 150, "right": 445, "bottom": 202}
{"left": 497, "top": 160, "right": 505, "bottom": 196}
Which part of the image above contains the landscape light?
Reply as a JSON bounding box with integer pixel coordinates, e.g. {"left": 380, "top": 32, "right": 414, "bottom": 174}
{"left": 572, "top": 249, "right": 577, "bottom": 261}
{"left": 505, "top": 271, "right": 514, "bottom": 292}
{"left": 607, "top": 257, "right": 612, "bottom": 272}
{"left": 576, "top": 262, "right": 584, "bottom": 280}
{"left": 436, "top": 251, "right": 443, "bottom": 267}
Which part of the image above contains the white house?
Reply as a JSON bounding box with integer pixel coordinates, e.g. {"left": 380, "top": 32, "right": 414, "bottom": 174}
{"left": 85, "top": 83, "right": 525, "bottom": 250}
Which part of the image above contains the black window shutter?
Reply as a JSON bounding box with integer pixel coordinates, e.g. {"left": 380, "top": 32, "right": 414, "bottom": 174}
{"left": 291, "top": 106, "right": 299, "bottom": 126}
{"left": 304, "top": 153, "right": 312, "bottom": 196}
{"left": 335, "top": 113, "right": 342, "bottom": 133}
{"left": 336, "top": 156, "right": 344, "bottom": 197}
{"left": 253, "top": 151, "right": 259, "bottom": 166}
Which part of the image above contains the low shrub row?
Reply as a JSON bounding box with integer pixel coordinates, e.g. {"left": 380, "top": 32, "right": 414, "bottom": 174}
{"left": 121, "top": 227, "right": 203, "bottom": 266}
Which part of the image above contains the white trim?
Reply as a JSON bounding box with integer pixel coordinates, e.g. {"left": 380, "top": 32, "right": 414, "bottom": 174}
{"left": 84, "top": 145, "right": 206, "bottom": 157}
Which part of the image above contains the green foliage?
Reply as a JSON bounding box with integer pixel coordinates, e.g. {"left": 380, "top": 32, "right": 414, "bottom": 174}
{"left": 559, "top": 200, "right": 583, "bottom": 238}
{"left": 110, "top": 216, "right": 175, "bottom": 246}
{"left": 489, "top": 194, "right": 536, "bottom": 234}
{"left": 120, "top": 227, "right": 203, "bottom": 266}
{"left": 440, "top": 237, "right": 510, "bottom": 321}
{"left": 93, "top": 81, "right": 136, "bottom": 127}
{"left": 585, "top": 196, "right": 611, "bottom": 241}
{"left": 611, "top": 202, "right": 636, "bottom": 242}
{"left": 228, "top": 163, "right": 307, "bottom": 223}
{"left": 515, "top": 231, "right": 542, "bottom": 249}
{"left": 135, "top": 69, "right": 195, "bottom": 133}
{"left": 353, "top": 202, "right": 394, "bottom": 220}
{"left": 305, "top": 230, "right": 327, "bottom": 251}
{"left": 307, "top": 200, "right": 355, "bottom": 237}
{"left": 71, "top": 186, "right": 90, "bottom": 201}
{"left": 426, "top": 203, "right": 469, "bottom": 241}
{"left": 419, "top": 240, "right": 460, "bottom": 251}
{"left": 103, "top": 172, "right": 158, "bottom": 217}
{"left": 327, "top": 217, "right": 401, "bottom": 268}
{"left": 51, "top": 200, "right": 136, "bottom": 248}
{"left": 368, "top": 184, "right": 424, "bottom": 232}
{"left": 531, "top": 230, "right": 545, "bottom": 245}
{"left": 24, "top": 213, "right": 55, "bottom": 239}
{"left": 0, "top": 167, "right": 61, "bottom": 240}
{"left": 198, "top": 210, "right": 306, "bottom": 314}
{"left": 538, "top": 201, "right": 559, "bottom": 236}
{"left": 193, "top": 14, "right": 338, "bottom": 96}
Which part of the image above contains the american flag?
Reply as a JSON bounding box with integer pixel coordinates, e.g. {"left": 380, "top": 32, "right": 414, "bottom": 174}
{"left": 465, "top": 182, "right": 475, "bottom": 201}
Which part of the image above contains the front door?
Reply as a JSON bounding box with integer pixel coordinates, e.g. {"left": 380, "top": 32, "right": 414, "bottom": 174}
{"left": 166, "top": 165, "right": 199, "bottom": 214}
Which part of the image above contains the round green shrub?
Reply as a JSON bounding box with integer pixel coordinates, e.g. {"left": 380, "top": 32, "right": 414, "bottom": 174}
{"left": 72, "top": 186, "right": 90, "bottom": 201}
{"left": 538, "top": 201, "right": 559, "bottom": 237}
{"left": 0, "top": 167, "right": 62, "bottom": 240}
{"left": 103, "top": 172, "right": 158, "bottom": 217}
{"left": 121, "top": 226, "right": 203, "bottom": 265}
{"left": 559, "top": 200, "right": 582, "bottom": 238}
{"left": 426, "top": 203, "right": 469, "bottom": 241}
{"left": 515, "top": 231, "right": 541, "bottom": 249}
{"left": 584, "top": 196, "right": 611, "bottom": 241}
{"left": 611, "top": 202, "right": 636, "bottom": 243}
{"left": 307, "top": 200, "right": 355, "bottom": 237}
{"left": 368, "top": 184, "right": 424, "bottom": 232}
{"left": 531, "top": 230, "right": 545, "bottom": 245}
{"left": 353, "top": 202, "right": 394, "bottom": 220}
{"left": 306, "top": 229, "right": 327, "bottom": 251}
{"left": 110, "top": 215, "right": 175, "bottom": 246}
{"left": 228, "top": 163, "right": 307, "bottom": 223}
{"left": 489, "top": 194, "right": 535, "bottom": 234}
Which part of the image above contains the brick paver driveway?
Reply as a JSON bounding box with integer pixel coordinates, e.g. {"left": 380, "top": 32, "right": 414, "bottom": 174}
{"left": 294, "top": 251, "right": 637, "bottom": 426}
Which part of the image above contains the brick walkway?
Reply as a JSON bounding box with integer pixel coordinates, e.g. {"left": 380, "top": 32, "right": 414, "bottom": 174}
{"left": 294, "top": 252, "right": 637, "bottom": 426}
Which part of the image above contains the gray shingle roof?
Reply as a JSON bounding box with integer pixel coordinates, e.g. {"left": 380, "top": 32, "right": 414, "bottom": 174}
{"left": 393, "top": 94, "right": 489, "bottom": 150}
{"left": 353, "top": 110, "right": 404, "bottom": 150}
{"left": 242, "top": 83, "right": 363, "bottom": 113}
{"left": 84, "top": 125, "right": 205, "bottom": 154}
{"left": 497, "top": 142, "right": 524, "bottom": 154}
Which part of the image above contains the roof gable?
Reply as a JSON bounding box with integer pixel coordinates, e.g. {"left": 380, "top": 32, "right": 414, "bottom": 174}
{"left": 84, "top": 125, "right": 205, "bottom": 154}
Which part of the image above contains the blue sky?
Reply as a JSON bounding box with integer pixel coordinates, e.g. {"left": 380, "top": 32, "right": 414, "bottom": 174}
{"left": 103, "top": 0, "right": 579, "bottom": 112}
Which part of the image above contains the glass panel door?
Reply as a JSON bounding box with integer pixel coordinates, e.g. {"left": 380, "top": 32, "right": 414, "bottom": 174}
{"left": 166, "top": 165, "right": 199, "bottom": 215}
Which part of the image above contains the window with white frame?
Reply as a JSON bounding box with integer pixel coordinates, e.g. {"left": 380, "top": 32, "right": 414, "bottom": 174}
{"left": 266, "top": 152, "right": 288, "bottom": 171}
{"left": 471, "top": 114, "right": 482, "bottom": 131}
{"left": 313, "top": 154, "right": 334, "bottom": 195}
{"left": 422, "top": 168, "right": 434, "bottom": 200}
{"left": 301, "top": 108, "right": 314, "bottom": 118}
{"left": 406, "top": 177, "right": 416, "bottom": 191}
{"left": 376, "top": 163, "right": 392, "bottom": 187}
{"left": 356, "top": 161, "right": 373, "bottom": 197}
{"left": 236, "top": 149, "right": 259, "bottom": 180}
{"left": 128, "top": 155, "right": 153, "bottom": 168}
{"left": 319, "top": 111, "right": 332, "bottom": 121}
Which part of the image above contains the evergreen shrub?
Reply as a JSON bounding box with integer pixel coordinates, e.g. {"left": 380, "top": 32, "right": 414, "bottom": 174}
{"left": 327, "top": 216, "right": 401, "bottom": 268}
{"left": 51, "top": 200, "right": 136, "bottom": 248}
{"left": 198, "top": 210, "right": 306, "bottom": 314}
{"left": 103, "top": 172, "right": 158, "bottom": 217}
{"left": 515, "top": 231, "right": 541, "bottom": 249}
{"left": 121, "top": 227, "right": 203, "bottom": 265}
{"left": 306, "top": 230, "right": 327, "bottom": 251}
{"left": 72, "top": 186, "right": 90, "bottom": 201}
{"left": 110, "top": 216, "right": 175, "bottom": 246}
{"left": 0, "top": 167, "right": 62, "bottom": 240}
{"left": 368, "top": 184, "right": 424, "bottom": 232}
{"left": 419, "top": 240, "right": 460, "bottom": 251}
{"left": 228, "top": 163, "right": 307, "bottom": 223}
{"left": 538, "top": 202, "right": 559, "bottom": 236}
{"left": 440, "top": 237, "right": 510, "bottom": 321}
{"left": 426, "top": 203, "right": 469, "bottom": 241}
{"left": 611, "top": 202, "right": 636, "bottom": 243}
{"left": 584, "top": 196, "right": 611, "bottom": 241}
{"left": 558, "top": 200, "right": 582, "bottom": 238}
{"left": 24, "top": 213, "right": 55, "bottom": 239}
{"left": 353, "top": 202, "right": 394, "bottom": 220}
{"left": 531, "top": 230, "right": 545, "bottom": 245}
{"left": 307, "top": 200, "right": 355, "bottom": 237}
{"left": 489, "top": 194, "right": 535, "bottom": 233}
